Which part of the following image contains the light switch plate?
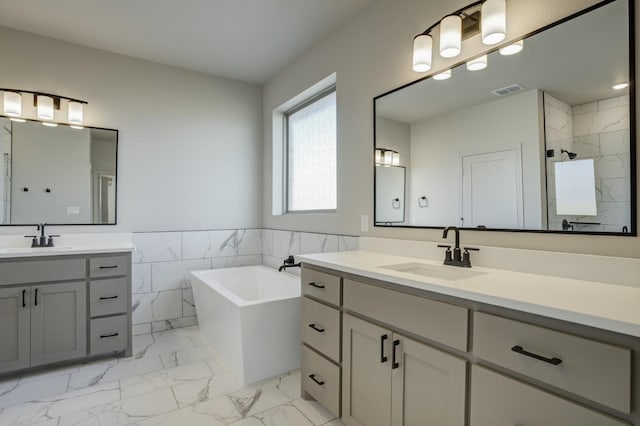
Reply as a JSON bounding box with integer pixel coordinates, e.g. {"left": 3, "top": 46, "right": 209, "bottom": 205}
{"left": 360, "top": 215, "right": 369, "bottom": 232}
{"left": 67, "top": 206, "right": 80, "bottom": 215}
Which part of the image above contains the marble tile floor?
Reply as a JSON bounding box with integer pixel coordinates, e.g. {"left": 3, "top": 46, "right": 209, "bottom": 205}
{"left": 0, "top": 326, "right": 343, "bottom": 426}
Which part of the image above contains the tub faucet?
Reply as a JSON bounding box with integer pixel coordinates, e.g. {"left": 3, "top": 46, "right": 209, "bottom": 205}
{"left": 278, "top": 255, "right": 301, "bottom": 272}
{"left": 438, "top": 226, "right": 479, "bottom": 267}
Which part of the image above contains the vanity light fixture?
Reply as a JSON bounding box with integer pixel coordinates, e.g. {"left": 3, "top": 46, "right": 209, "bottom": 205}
{"left": 467, "top": 55, "right": 488, "bottom": 71}
{"left": 412, "top": 0, "right": 509, "bottom": 73}
{"left": 433, "top": 70, "right": 452, "bottom": 80}
{"left": 499, "top": 40, "right": 523, "bottom": 55}
{"left": 613, "top": 82, "right": 629, "bottom": 90}
{"left": 375, "top": 148, "right": 400, "bottom": 167}
{"left": 0, "top": 88, "right": 88, "bottom": 127}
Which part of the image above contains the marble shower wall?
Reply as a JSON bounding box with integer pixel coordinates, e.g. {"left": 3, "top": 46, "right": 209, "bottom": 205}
{"left": 545, "top": 93, "right": 631, "bottom": 232}
{"left": 132, "top": 229, "right": 359, "bottom": 335}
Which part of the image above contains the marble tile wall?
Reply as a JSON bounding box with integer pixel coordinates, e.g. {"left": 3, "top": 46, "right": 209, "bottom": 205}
{"left": 132, "top": 229, "right": 359, "bottom": 335}
{"left": 544, "top": 93, "right": 631, "bottom": 232}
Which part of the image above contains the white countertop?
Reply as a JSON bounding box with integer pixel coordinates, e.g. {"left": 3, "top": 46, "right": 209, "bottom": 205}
{"left": 0, "top": 244, "right": 134, "bottom": 258}
{"left": 0, "top": 233, "right": 134, "bottom": 258}
{"left": 298, "top": 251, "right": 640, "bottom": 338}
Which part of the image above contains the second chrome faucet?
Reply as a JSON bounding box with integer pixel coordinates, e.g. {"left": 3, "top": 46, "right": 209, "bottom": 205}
{"left": 438, "top": 226, "right": 479, "bottom": 267}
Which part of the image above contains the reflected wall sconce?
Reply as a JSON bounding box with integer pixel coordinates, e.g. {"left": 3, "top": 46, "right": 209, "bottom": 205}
{"left": 1, "top": 89, "right": 87, "bottom": 128}
{"left": 412, "top": 0, "right": 510, "bottom": 73}
{"left": 418, "top": 196, "right": 428, "bottom": 208}
{"left": 375, "top": 148, "right": 400, "bottom": 166}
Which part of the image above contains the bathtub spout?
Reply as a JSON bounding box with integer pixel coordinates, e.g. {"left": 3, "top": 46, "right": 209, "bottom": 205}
{"left": 279, "top": 255, "right": 301, "bottom": 272}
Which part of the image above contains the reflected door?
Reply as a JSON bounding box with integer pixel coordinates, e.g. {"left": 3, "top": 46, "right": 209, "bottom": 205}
{"left": 461, "top": 148, "right": 523, "bottom": 228}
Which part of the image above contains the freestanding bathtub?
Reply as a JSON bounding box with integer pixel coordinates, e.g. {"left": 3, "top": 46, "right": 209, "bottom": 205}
{"left": 190, "top": 265, "right": 301, "bottom": 385}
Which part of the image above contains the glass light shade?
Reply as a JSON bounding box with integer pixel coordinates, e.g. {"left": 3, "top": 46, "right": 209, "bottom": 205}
{"left": 500, "top": 40, "right": 523, "bottom": 55}
{"left": 392, "top": 152, "right": 400, "bottom": 166}
{"left": 68, "top": 101, "right": 84, "bottom": 125}
{"left": 3, "top": 91, "right": 22, "bottom": 117}
{"left": 433, "top": 70, "right": 452, "bottom": 80}
{"left": 482, "top": 0, "right": 506, "bottom": 45}
{"left": 37, "top": 95, "right": 54, "bottom": 120}
{"left": 413, "top": 34, "right": 433, "bottom": 72}
{"left": 384, "top": 150, "right": 393, "bottom": 166}
{"left": 440, "top": 15, "right": 462, "bottom": 58}
{"left": 467, "top": 55, "right": 488, "bottom": 71}
{"left": 375, "top": 149, "right": 382, "bottom": 164}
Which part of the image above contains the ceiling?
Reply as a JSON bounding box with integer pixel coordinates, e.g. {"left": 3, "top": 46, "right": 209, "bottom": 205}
{"left": 377, "top": 0, "right": 629, "bottom": 123}
{"left": 0, "top": 0, "right": 372, "bottom": 84}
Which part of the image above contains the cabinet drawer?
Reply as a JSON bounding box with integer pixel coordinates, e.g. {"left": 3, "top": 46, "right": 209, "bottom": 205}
{"left": 302, "top": 297, "right": 341, "bottom": 362}
{"left": 302, "top": 345, "right": 340, "bottom": 418}
{"left": 473, "top": 312, "right": 631, "bottom": 413}
{"left": 344, "top": 279, "right": 468, "bottom": 351}
{"left": 90, "top": 278, "right": 128, "bottom": 317}
{"left": 90, "top": 315, "right": 128, "bottom": 355}
{"left": 89, "top": 256, "right": 128, "bottom": 278}
{"left": 470, "top": 366, "right": 628, "bottom": 426}
{"left": 301, "top": 268, "right": 341, "bottom": 306}
{"left": 0, "top": 258, "right": 85, "bottom": 285}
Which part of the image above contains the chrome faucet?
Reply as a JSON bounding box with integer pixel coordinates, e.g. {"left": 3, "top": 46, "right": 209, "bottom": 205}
{"left": 438, "top": 226, "right": 479, "bottom": 267}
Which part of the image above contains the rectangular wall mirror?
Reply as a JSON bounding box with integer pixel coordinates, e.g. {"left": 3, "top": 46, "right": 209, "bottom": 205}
{"left": 374, "top": 0, "right": 635, "bottom": 235}
{"left": 0, "top": 117, "right": 118, "bottom": 225}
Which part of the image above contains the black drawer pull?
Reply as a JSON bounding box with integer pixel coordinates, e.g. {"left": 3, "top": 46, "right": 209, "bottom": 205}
{"left": 99, "top": 265, "right": 119, "bottom": 269}
{"left": 99, "top": 295, "right": 119, "bottom": 300}
{"left": 100, "top": 332, "right": 119, "bottom": 339}
{"left": 380, "top": 334, "right": 388, "bottom": 363}
{"left": 511, "top": 345, "right": 562, "bottom": 366}
{"left": 309, "top": 374, "right": 325, "bottom": 386}
{"left": 308, "top": 282, "right": 325, "bottom": 289}
{"left": 34, "top": 288, "right": 38, "bottom": 306}
{"left": 392, "top": 339, "right": 400, "bottom": 369}
{"left": 308, "top": 323, "right": 325, "bottom": 333}
{"left": 22, "top": 289, "right": 26, "bottom": 308}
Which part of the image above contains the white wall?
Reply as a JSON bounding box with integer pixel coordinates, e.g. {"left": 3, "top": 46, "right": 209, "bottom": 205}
{"left": 262, "top": 0, "right": 640, "bottom": 258}
{"left": 409, "top": 89, "right": 544, "bottom": 229}
{"left": 0, "top": 25, "right": 262, "bottom": 234}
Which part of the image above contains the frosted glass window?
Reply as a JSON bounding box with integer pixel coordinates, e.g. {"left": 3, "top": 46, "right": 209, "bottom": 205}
{"left": 555, "top": 159, "right": 597, "bottom": 216}
{"left": 286, "top": 89, "right": 337, "bottom": 211}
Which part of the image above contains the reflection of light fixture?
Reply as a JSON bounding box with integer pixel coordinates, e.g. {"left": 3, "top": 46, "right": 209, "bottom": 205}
{"left": 3, "top": 91, "right": 22, "bottom": 117}
{"left": 10, "top": 118, "right": 26, "bottom": 123}
{"left": 42, "top": 122, "right": 58, "bottom": 127}
{"left": 375, "top": 148, "right": 400, "bottom": 166}
{"left": 412, "top": 0, "right": 510, "bottom": 73}
{"left": 561, "top": 149, "right": 577, "bottom": 160}
{"left": 440, "top": 15, "right": 462, "bottom": 58}
{"left": 467, "top": 55, "right": 487, "bottom": 71}
{"left": 412, "top": 35, "right": 433, "bottom": 72}
{"left": 433, "top": 70, "right": 452, "bottom": 80}
{"left": 0, "top": 88, "right": 88, "bottom": 126}
{"left": 482, "top": 0, "right": 506, "bottom": 45}
{"left": 612, "top": 82, "right": 629, "bottom": 90}
{"left": 500, "top": 40, "right": 523, "bottom": 55}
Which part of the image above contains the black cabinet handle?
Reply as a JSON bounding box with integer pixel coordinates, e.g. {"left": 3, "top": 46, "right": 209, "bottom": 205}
{"left": 511, "top": 345, "right": 562, "bottom": 366}
{"left": 309, "top": 374, "right": 325, "bottom": 386}
{"left": 308, "top": 323, "right": 325, "bottom": 333}
{"left": 99, "top": 265, "right": 119, "bottom": 269}
{"left": 380, "top": 334, "right": 388, "bottom": 363}
{"left": 34, "top": 288, "right": 38, "bottom": 306}
{"left": 392, "top": 339, "right": 400, "bottom": 369}
{"left": 22, "top": 289, "right": 26, "bottom": 308}
{"left": 100, "top": 332, "right": 119, "bottom": 338}
{"left": 99, "top": 295, "right": 119, "bottom": 300}
{"left": 308, "top": 282, "right": 325, "bottom": 289}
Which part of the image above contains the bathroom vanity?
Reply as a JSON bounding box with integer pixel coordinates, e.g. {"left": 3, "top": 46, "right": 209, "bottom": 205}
{"left": 299, "top": 251, "right": 640, "bottom": 425}
{"left": 0, "top": 247, "right": 132, "bottom": 376}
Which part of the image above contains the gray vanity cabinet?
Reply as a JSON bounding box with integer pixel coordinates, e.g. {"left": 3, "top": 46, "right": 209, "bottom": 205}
{"left": 0, "top": 287, "right": 30, "bottom": 372}
{"left": 30, "top": 281, "right": 86, "bottom": 367}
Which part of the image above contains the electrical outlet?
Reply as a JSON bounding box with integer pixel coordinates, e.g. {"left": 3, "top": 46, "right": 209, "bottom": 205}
{"left": 360, "top": 215, "right": 369, "bottom": 232}
{"left": 67, "top": 206, "right": 80, "bottom": 215}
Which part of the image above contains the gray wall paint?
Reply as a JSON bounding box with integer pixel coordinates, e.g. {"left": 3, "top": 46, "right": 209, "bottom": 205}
{"left": 0, "top": 25, "right": 262, "bottom": 233}
{"left": 262, "top": 0, "right": 640, "bottom": 258}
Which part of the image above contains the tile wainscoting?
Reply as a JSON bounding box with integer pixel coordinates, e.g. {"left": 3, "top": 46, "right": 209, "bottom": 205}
{"left": 132, "top": 229, "right": 359, "bottom": 335}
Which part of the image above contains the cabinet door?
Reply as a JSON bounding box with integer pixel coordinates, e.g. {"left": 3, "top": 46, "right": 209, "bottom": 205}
{"left": 31, "top": 282, "right": 87, "bottom": 366}
{"left": 391, "top": 335, "right": 466, "bottom": 426}
{"left": 342, "top": 313, "right": 392, "bottom": 426}
{"left": 0, "top": 287, "right": 30, "bottom": 373}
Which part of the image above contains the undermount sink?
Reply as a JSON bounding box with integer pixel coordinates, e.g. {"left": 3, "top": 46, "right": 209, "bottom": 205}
{"left": 0, "top": 246, "right": 75, "bottom": 254}
{"left": 381, "top": 262, "right": 487, "bottom": 281}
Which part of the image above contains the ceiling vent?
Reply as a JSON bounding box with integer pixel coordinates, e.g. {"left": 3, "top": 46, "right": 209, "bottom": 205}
{"left": 491, "top": 83, "right": 524, "bottom": 96}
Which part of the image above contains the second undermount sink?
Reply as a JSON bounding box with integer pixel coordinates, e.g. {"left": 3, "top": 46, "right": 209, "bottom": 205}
{"left": 381, "top": 262, "right": 487, "bottom": 281}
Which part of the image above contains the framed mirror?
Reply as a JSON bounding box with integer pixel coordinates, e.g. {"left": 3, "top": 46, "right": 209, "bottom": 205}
{"left": 374, "top": 0, "right": 635, "bottom": 235}
{"left": 1, "top": 117, "right": 118, "bottom": 225}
